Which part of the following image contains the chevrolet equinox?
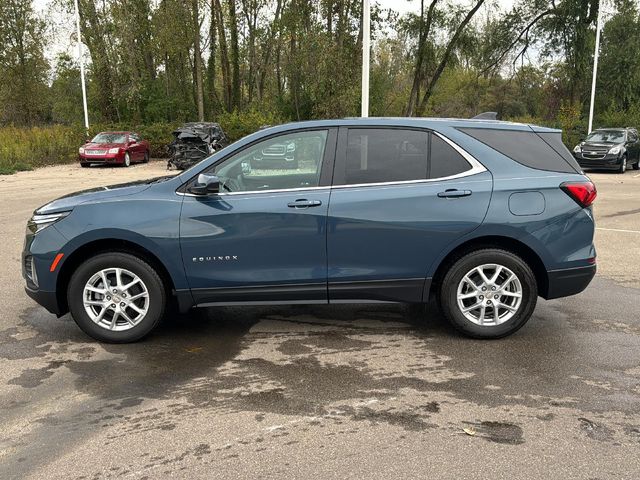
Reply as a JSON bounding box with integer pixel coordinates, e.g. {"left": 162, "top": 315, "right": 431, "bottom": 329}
{"left": 23, "top": 118, "right": 597, "bottom": 342}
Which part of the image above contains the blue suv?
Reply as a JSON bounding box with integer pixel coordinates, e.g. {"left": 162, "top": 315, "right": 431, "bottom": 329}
{"left": 23, "top": 118, "right": 597, "bottom": 342}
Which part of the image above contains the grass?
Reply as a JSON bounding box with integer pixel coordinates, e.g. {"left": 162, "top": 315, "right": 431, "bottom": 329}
{"left": 0, "top": 125, "right": 82, "bottom": 175}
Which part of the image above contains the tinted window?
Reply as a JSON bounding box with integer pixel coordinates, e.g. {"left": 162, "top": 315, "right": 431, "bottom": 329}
{"left": 458, "top": 127, "right": 579, "bottom": 174}
{"left": 208, "top": 130, "right": 328, "bottom": 192}
{"left": 341, "top": 129, "right": 428, "bottom": 185}
{"left": 430, "top": 135, "right": 472, "bottom": 178}
{"left": 537, "top": 132, "right": 582, "bottom": 172}
{"left": 629, "top": 130, "right": 638, "bottom": 142}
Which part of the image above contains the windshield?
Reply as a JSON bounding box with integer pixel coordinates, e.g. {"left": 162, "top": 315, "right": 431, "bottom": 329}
{"left": 585, "top": 130, "right": 625, "bottom": 143}
{"left": 91, "top": 133, "right": 128, "bottom": 144}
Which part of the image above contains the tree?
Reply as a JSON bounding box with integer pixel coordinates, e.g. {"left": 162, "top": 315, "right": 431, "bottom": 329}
{"left": 0, "top": 0, "right": 50, "bottom": 125}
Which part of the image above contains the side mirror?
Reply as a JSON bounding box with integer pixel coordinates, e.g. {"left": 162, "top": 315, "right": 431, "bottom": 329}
{"left": 188, "top": 173, "right": 220, "bottom": 196}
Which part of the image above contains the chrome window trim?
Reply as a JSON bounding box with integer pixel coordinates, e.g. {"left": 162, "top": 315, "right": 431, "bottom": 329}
{"left": 176, "top": 130, "right": 486, "bottom": 197}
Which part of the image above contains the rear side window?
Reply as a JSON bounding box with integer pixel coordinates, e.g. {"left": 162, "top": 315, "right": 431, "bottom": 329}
{"left": 342, "top": 129, "right": 428, "bottom": 185}
{"left": 430, "top": 135, "right": 472, "bottom": 178}
{"left": 458, "top": 127, "right": 580, "bottom": 173}
{"left": 536, "top": 132, "right": 582, "bottom": 172}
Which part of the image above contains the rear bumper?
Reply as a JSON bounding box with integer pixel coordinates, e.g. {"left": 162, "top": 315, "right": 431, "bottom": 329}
{"left": 25, "top": 286, "right": 63, "bottom": 316}
{"left": 544, "top": 264, "right": 596, "bottom": 300}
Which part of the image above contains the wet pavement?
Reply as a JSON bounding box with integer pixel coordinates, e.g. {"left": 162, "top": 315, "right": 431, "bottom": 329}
{"left": 1, "top": 164, "right": 639, "bottom": 479}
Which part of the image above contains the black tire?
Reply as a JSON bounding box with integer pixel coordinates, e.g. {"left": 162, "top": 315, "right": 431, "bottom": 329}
{"left": 618, "top": 155, "right": 627, "bottom": 174}
{"left": 80, "top": 162, "right": 90, "bottom": 168}
{"left": 438, "top": 249, "right": 538, "bottom": 339}
{"left": 633, "top": 158, "right": 640, "bottom": 170}
{"left": 67, "top": 252, "right": 166, "bottom": 343}
{"left": 143, "top": 151, "right": 149, "bottom": 163}
{"left": 123, "top": 152, "right": 131, "bottom": 167}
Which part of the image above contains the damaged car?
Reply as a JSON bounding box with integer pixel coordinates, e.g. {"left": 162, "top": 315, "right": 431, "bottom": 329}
{"left": 167, "top": 122, "right": 228, "bottom": 170}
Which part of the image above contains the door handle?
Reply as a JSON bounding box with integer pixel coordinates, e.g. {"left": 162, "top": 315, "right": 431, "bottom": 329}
{"left": 287, "top": 199, "right": 323, "bottom": 208}
{"left": 437, "top": 189, "right": 472, "bottom": 198}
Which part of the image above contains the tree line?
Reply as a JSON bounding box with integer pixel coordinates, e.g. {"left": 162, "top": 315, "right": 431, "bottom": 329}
{"left": 1, "top": 0, "right": 640, "bottom": 139}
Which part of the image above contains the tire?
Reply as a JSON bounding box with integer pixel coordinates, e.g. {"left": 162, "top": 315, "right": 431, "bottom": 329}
{"left": 618, "top": 155, "right": 627, "bottom": 174}
{"left": 67, "top": 252, "right": 166, "bottom": 343}
{"left": 123, "top": 152, "right": 131, "bottom": 167}
{"left": 143, "top": 150, "right": 149, "bottom": 163}
{"left": 633, "top": 157, "right": 640, "bottom": 170}
{"left": 80, "top": 162, "right": 90, "bottom": 168}
{"left": 438, "top": 249, "right": 538, "bottom": 339}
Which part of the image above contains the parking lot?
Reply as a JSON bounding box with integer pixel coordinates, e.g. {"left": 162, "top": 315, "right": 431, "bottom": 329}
{"left": 1, "top": 162, "right": 639, "bottom": 479}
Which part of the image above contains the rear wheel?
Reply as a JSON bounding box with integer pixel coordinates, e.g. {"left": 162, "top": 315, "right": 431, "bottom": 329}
{"left": 67, "top": 252, "right": 166, "bottom": 343}
{"left": 143, "top": 150, "right": 149, "bottom": 163}
{"left": 80, "top": 162, "right": 90, "bottom": 168}
{"left": 633, "top": 157, "right": 640, "bottom": 170}
{"left": 439, "top": 249, "right": 537, "bottom": 339}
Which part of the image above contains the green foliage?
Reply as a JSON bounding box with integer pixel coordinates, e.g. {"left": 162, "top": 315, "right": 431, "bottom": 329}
{"left": 217, "top": 109, "right": 284, "bottom": 141}
{"left": 0, "top": 125, "right": 84, "bottom": 174}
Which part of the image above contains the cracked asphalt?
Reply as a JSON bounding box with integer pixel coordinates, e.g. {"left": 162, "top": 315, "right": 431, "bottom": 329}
{"left": 1, "top": 162, "right": 639, "bottom": 479}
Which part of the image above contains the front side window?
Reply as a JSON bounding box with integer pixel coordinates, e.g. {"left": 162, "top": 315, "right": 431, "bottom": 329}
{"left": 341, "top": 129, "right": 428, "bottom": 185}
{"left": 208, "top": 130, "right": 328, "bottom": 193}
{"left": 628, "top": 130, "right": 638, "bottom": 142}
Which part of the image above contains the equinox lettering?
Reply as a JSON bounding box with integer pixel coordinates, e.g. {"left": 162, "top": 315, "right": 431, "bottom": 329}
{"left": 192, "top": 255, "right": 239, "bottom": 263}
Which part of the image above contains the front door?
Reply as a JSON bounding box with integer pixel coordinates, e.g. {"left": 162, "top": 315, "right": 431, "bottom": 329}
{"left": 327, "top": 127, "right": 492, "bottom": 303}
{"left": 179, "top": 128, "right": 336, "bottom": 306}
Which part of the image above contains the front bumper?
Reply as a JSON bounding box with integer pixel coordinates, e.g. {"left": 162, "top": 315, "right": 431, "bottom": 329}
{"left": 544, "top": 264, "right": 596, "bottom": 300}
{"left": 24, "top": 286, "right": 62, "bottom": 316}
{"left": 79, "top": 153, "right": 124, "bottom": 164}
{"left": 573, "top": 152, "right": 622, "bottom": 170}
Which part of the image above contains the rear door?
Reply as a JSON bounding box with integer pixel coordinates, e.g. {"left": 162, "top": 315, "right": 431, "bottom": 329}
{"left": 326, "top": 127, "right": 492, "bottom": 303}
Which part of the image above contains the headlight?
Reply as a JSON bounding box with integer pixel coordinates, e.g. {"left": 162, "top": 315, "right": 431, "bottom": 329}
{"left": 26, "top": 211, "right": 71, "bottom": 235}
{"left": 79, "top": 147, "right": 85, "bottom": 154}
{"left": 573, "top": 145, "right": 581, "bottom": 153}
{"left": 608, "top": 145, "right": 622, "bottom": 155}
{"left": 108, "top": 147, "right": 120, "bottom": 154}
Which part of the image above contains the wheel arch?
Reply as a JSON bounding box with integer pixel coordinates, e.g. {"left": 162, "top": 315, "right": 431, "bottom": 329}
{"left": 427, "top": 235, "right": 549, "bottom": 301}
{"left": 56, "top": 238, "right": 178, "bottom": 315}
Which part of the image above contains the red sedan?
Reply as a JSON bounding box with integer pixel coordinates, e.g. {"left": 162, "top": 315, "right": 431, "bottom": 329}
{"left": 79, "top": 131, "right": 150, "bottom": 168}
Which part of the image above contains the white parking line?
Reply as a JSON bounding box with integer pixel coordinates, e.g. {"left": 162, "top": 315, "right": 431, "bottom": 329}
{"left": 597, "top": 227, "right": 640, "bottom": 234}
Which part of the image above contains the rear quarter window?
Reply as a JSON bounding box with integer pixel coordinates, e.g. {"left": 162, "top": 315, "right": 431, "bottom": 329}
{"left": 458, "top": 127, "right": 580, "bottom": 174}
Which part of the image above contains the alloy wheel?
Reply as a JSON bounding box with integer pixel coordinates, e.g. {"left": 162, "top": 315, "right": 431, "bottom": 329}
{"left": 456, "top": 263, "right": 523, "bottom": 326}
{"left": 82, "top": 267, "right": 149, "bottom": 331}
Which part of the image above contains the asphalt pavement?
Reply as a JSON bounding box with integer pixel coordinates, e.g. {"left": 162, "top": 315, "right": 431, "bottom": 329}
{"left": 1, "top": 162, "right": 639, "bottom": 479}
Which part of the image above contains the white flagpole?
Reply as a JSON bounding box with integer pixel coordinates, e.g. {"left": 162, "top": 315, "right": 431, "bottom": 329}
{"left": 361, "top": 0, "right": 370, "bottom": 117}
{"left": 74, "top": 0, "right": 90, "bottom": 134}
{"left": 588, "top": 0, "right": 603, "bottom": 134}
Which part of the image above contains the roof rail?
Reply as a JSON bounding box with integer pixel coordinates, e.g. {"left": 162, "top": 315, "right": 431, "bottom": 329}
{"left": 471, "top": 112, "right": 498, "bottom": 120}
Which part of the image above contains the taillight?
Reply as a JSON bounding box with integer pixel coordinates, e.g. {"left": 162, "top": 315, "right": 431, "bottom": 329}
{"left": 560, "top": 181, "right": 597, "bottom": 208}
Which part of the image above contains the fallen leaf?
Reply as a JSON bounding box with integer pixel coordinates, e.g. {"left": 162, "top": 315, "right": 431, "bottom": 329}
{"left": 463, "top": 427, "right": 476, "bottom": 436}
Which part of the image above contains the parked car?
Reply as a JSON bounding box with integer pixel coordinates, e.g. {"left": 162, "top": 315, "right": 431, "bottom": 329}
{"left": 24, "top": 118, "right": 596, "bottom": 343}
{"left": 251, "top": 139, "right": 298, "bottom": 169}
{"left": 572, "top": 127, "right": 640, "bottom": 173}
{"left": 79, "top": 131, "right": 150, "bottom": 168}
{"left": 167, "top": 122, "right": 228, "bottom": 170}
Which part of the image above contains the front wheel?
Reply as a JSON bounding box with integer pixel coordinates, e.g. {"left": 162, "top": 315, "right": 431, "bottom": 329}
{"left": 67, "top": 252, "right": 166, "bottom": 343}
{"left": 618, "top": 155, "right": 627, "bottom": 174}
{"left": 439, "top": 249, "right": 537, "bottom": 339}
{"left": 123, "top": 152, "right": 131, "bottom": 167}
